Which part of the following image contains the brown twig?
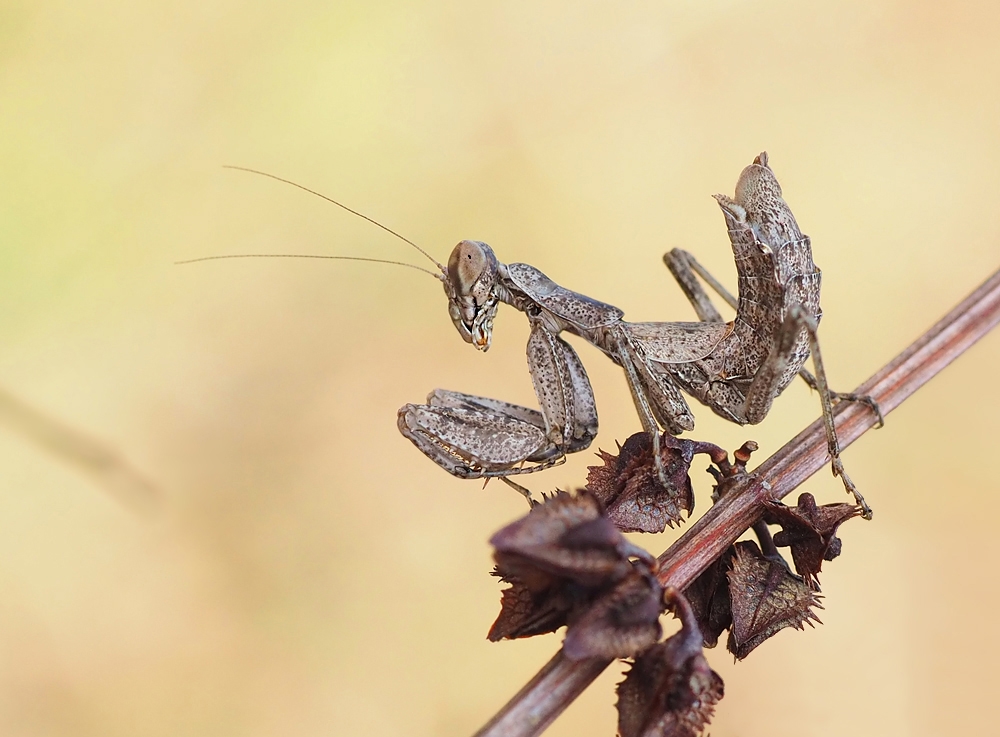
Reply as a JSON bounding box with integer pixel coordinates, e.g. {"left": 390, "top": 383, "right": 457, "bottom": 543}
{"left": 0, "top": 386, "right": 158, "bottom": 513}
{"left": 474, "top": 266, "right": 1000, "bottom": 737}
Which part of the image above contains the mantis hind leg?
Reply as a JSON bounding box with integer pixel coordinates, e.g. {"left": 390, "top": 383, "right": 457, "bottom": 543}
{"left": 663, "top": 248, "right": 731, "bottom": 322}
{"left": 743, "top": 305, "right": 873, "bottom": 519}
{"left": 798, "top": 371, "right": 885, "bottom": 427}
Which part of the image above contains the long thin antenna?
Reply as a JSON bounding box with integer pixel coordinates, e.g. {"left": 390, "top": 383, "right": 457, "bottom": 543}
{"left": 174, "top": 253, "right": 442, "bottom": 278}
{"left": 223, "top": 165, "right": 445, "bottom": 271}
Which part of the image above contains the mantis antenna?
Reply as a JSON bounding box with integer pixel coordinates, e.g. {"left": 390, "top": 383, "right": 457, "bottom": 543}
{"left": 213, "top": 165, "right": 447, "bottom": 274}
{"left": 174, "top": 252, "right": 442, "bottom": 279}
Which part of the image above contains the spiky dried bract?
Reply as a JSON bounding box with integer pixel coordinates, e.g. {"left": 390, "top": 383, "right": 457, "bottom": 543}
{"left": 563, "top": 571, "right": 663, "bottom": 661}
{"left": 616, "top": 591, "right": 724, "bottom": 737}
{"left": 764, "top": 492, "right": 862, "bottom": 587}
{"left": 487, "top": 568, "right": 584, "bottom": 641}
{"left": 726, "top": 541, "right": 822, "bottom": 660}
{"left": 491, "top": 490, "right": 651, "bottom": 587}
{"left": 586, "top": 432, "right": 697, "bottom": 533}
{"left": 489, "top": 490, "right": 658, "bottom": 643}
{"left": 681, "top": 547, "right": 734, "bottom": 648}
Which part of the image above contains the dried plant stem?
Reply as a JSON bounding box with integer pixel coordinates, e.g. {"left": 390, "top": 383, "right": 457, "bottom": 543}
{"left": 474, "top": 266, "right": 1000, "bottom": 737}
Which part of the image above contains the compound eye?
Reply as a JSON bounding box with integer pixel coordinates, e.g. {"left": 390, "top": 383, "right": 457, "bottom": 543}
{"left": 448, "top": 240, "right": 489, "bottom": 296}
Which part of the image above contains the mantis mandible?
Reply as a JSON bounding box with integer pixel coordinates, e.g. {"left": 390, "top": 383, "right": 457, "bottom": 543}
{"left": 181, "top": 154, "right": 879, "bottom": 517}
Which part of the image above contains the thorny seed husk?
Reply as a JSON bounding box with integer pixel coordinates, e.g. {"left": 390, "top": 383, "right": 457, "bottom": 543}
{"left": 489, "top": 490, "right": 660, "bottom": 650}
{"left": 681, "top": 547, "right": 735, "bottom": 649}
{"left": 763, "top": 492, "right": 862, "bottom": 587}
{"left": 616, "top": 589, "right": 724, "bottom": 737}
{"left": 586, "top": 432, "right": 728, "bottom": 534}
{"left": 726, "top": 541, "right": 823, "bottom": 660}
{"left": 562, "top": 569, "right": 664, "bottom": 661}
{"left": 490, "top": 490, "right": 653, "bottom": 587}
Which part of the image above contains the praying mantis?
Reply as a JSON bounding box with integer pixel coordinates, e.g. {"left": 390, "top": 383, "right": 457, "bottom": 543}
{"left": 401, "top": 151, "right": 880, "bottom": 517}
{"left": 182, "top": 153, "right": 879, "bottom": 517}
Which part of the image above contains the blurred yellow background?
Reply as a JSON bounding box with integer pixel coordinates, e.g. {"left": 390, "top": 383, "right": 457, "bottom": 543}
{"left": 1, "top": 2, "right": 999, "bottom": 735}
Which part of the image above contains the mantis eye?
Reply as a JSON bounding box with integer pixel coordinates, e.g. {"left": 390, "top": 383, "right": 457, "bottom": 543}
{"left": 448, "top": 240, "right": 492, "bottom": 296}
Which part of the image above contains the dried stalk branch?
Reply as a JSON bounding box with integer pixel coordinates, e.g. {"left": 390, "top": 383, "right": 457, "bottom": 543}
{"left": 474, "top": 265, "right": 1000, "bottom": 737}
{"left": 0, "top": 386, "right": 158, "bottom": 512}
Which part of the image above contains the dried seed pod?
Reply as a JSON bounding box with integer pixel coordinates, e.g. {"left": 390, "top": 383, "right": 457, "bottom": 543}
{"left": 726, "top": 541, "right": 823, "bottom": 660}
{"left": 488, "top": 490, "right": 657, "bottom": 643}
{"left": 616, "top": 589, "right": 724, "bottom": 737}
{"left": 587, "top": 432, "right": 713, "bottom": 533}
{"left": 487, "top": 567, "right": 586, "bottom": 641}
{"left": 490, "top": 490, "right": 652, "bottom": 587}
{"left": 764, "top": 492, "right": 862, "bottom": 586}
{"left": 682, "top": 547, "right": 734, "bottom": 648}
{"left": 563, "top": 571, "right": 664, "bottom": 661}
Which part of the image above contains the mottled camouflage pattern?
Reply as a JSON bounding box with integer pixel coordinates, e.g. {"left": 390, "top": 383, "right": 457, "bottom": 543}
{"left": 661, "top": 152, "right": 822, "bottom": 426}
{"left": 399, "top": 152, "right": 869, "bottom": 513}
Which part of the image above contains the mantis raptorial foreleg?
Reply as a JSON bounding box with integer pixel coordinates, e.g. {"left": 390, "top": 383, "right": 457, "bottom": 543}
{"left": 397, "top": 323, "right": 597, "bottom": 505}
{"left": 398, "top": 391, "right": 563, "bottom": 487}
{"left": 525, "top": 321, "right": 599, "bottom": 451}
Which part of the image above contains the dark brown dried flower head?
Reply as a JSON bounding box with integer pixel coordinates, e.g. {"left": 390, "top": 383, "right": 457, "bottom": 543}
{"left": 487, "top": 566, "right": 583, "bottom": 641}
{"left": 763, "top": 492, "right": 861, "bottom": 587}
{"left": 726, "top": 541, "right": 822, "bottom": 660}
{"left": 490, "top": 490, "right": 653, "bottom": 587}
{"left": 616, "top": 589, "right": 724, "bottom": 737}
{"left": 489, "top": 490, "right": 657, "bottom": 643}
{"left": 587, "top": 432, "right": 729, "bottom": 533}
{"left": 563, "top": 570, "right": 663, "bottom": 661}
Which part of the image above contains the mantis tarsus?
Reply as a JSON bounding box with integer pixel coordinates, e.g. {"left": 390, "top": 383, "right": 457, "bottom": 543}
{"left": 183, "top": 154, "right": 880, "bottom": 518}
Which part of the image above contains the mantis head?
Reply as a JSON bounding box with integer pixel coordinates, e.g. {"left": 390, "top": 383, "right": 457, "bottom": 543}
{"left": 445, "top": 240, "right": 501, "bottom": 351}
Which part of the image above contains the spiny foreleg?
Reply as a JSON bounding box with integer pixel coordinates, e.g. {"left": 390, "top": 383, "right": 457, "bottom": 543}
{"left": 398, "top": 392, "right": 565, "bottom": 506}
